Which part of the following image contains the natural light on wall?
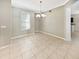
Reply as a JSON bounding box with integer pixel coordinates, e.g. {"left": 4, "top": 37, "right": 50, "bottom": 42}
{"left": 12, "top": 7, "right": 31, "bottom": 31}
{"left": 21, "top": 13, "right": 30, "bottom": 31}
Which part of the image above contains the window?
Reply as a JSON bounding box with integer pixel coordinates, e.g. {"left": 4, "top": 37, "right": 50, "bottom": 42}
{"left": 21, "top": 11, "right": 30, "bottom": 31}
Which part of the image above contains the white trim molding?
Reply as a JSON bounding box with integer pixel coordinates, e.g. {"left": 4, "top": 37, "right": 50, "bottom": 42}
{"left": 40, "top": 31, "right": 65, "bottom": 40}
{"left": 11, "top": 34, "right": 26, "bottom": 39}
{"left": 11, "top": 33, "right": 32, "bottom": 40}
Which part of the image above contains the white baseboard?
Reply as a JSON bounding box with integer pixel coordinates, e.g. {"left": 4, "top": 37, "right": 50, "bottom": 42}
{"left": 40, "top": 31, "right": 65, "bottom": 40}
{"left": 11, "top": 31, "right": 65, "bottom": 40}
{"left": 11, "top": 33, "right": 32, "bottom": 40}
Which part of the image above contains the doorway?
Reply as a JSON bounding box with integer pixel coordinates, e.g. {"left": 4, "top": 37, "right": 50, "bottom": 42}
{"left": 71, "top": 0, "right": 79, "bottom": 42}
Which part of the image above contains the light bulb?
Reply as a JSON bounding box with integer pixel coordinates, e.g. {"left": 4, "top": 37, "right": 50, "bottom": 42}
{"left": 41, "top": 14, "right": 46, "bottom": 17}
{"left": 36, "top": 14, "right": 46, "bottom": 18}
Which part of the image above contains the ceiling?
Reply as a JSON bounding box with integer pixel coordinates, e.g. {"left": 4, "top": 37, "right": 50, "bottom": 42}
{"left": 71, "top": 0, "right": 79, "bottom": 14}
{"left": 12, "top": 0, "right": 69, "bottom": 12}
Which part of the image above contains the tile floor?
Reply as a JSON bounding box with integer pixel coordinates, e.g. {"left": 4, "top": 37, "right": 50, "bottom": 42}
{"left": 0, "top": 33, "right": 79, "bottom": 59}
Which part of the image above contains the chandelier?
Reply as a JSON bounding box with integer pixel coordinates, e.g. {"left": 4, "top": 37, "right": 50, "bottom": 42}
{"left": 36, "top": 1, "right": 46, "bottom": 18}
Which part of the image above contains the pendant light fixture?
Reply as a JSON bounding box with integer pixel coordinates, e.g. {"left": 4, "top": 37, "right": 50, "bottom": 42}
{"left": 36, "top": 1, "right": 46, "bottom": 18}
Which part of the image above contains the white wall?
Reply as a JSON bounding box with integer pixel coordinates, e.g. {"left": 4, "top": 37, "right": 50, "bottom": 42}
{"left": 40, "top": 6, "right": 65, "bottom": 38}
{"left": 65, "top": 8, "right": 72, "bottom": 41}
{"left": 0, "top": 0, "right": 11, "bottom": 46}
{"left": 34, "top": 17, "right": 41, "bottom": 32}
